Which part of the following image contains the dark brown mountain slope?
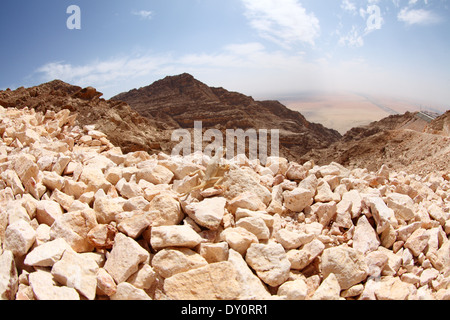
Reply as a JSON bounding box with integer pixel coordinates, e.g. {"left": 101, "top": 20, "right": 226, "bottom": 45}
{"left": 112, "top": 73, "right": 342, "bottom": 161}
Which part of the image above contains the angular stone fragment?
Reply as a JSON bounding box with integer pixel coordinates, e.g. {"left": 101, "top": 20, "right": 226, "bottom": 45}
{"left": 146, "top": 194, "right": 184, "bottom": 227}
{"left": 36, "top": 200, "right": 64, "bottom": 226}
{"left": 127, "top": 264, "right": 157, "bottom": 290}
{"left": 404, "top": 228, "right": 430, "bottom": 256}
{"left": 277, "top": 279, "right": 308, "bottom": 300}
{"left": 29, "top": 270, "right": 80, "bottom": 300}
{"left": 87, "top": 224, "right": 117, "bottom": 250}
{"left": 24, "top": 238, "right": 74, "bottom": 267}
{"left": 104, "top": 233, "right": 149, "bottom": 284}
{"left": 199, "top": 242, "right": 229, "bottom": 263}
{"left": 311, "top": 273, "right": 341, "bottom": 300}
{"left": 0, "top": 250, "right": 18, "bottom": 300}
{"left": 150, "top": 225, "right": 203, "bottom": 250}
{"left": 222, "top": 167, "right": 271, "bottom": 205}
{"left": 96, "top": 268, "right": 117, "bottom": 297}
{"left": 4, "top": 219, "right": 36, "bottom": 257}
{"left": 117, "top": 211, "right": 151, "bottom": 239}
{"left": 227, "top": 249, "right": 271, "bottom": 300}
{"left": 137, "top": 165, "right": 174, "bottom": 185}
{"left": 185, "top": 197, "right": 226, "bottom": 230}
{"left": 375, "top": 276, "right": 415, "bottom": 300}
{"left": 228, "top": 192, "right": 266, "bottom": 213}
{"left": 93, "top": 197, "right": 123, "bottom": 224}
{"left": 151, "top": 248, "right": 208, "bottom": 278}
{"left": 274, "top": 228, "right": 314, "bottom": 250}
{"left": 219, "top": 227, "right": 258, "bottom": 256}
{"left": 110, "top": 282, "right": 151, "bottom": 300}
{"left": 236, "top": 216, "right": 270, "bottom": 240}
{"left": 283, "top": 187, "right": 313, "bottom": 212}
{"left": 353, "top": 215, "right": 380, "bottom": 254}
{"left": 386, "top": 193, "right": 415, "bottom": 221}
{"left": 164, "top": 262, "right": 242, "bottom": 300}
{"left": 245, "top": 243, "right": 291, "bottom": 287}
{"left": 49, "top": 209, "right": 98, "bottom": 253}
{"left": 287, "top": 239, "right": 325, "bottom": 270}
{"left": 51, "top": 250, "right": 99, "bottom": 300}
{"left": 366, "top": 197, "right": 394, "bottom": 234}
{"left": 79, "top": 166, "right": 111, "bottom": 193}
{"left": 321, "top": 246, "right": 367, "bottom": 290}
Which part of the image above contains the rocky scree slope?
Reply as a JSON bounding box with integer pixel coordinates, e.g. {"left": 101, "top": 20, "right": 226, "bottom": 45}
{"left": 1, "top": 105, "right": 450, "bottom": 300}
{"left": 112, "top": 73, "right": 342, "bottom": 161}
{"left": 0, "top": 81, "right": 167, "bottom": 154}
{"left": 306, "top": 111, "right": 450, "bottom": 176}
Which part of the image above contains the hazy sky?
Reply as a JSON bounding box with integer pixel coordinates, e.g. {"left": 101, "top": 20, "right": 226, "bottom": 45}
{"left": 1, "top": 0, "right": 449, "bottom": 107}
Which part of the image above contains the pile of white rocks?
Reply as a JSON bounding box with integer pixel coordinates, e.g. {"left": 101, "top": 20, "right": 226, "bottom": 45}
{"left": 1, "top": 105, "right": 449, "bottom": 300}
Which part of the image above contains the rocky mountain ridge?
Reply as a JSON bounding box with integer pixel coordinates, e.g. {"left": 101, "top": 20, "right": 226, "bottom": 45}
{"left": 112, "top": 73, "right": 342, "bottom": 161}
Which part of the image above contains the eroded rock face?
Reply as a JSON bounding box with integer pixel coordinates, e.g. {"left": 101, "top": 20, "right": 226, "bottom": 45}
{"left": 0, "top": 105, "right": 449, "bottom": 301}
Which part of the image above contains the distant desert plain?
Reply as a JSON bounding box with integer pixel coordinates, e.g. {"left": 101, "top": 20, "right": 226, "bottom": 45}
{"left": 281, "top": 92, "right": 444, "bottom": 135}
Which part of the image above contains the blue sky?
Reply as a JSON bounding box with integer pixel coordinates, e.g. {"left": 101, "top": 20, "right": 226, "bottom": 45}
{"left": 0, "top": 0, "right": 449, "bottom": 107}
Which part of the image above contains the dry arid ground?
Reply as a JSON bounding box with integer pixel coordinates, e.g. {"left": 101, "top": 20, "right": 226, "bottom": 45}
{"left": 282, "top": 93, "right": 436, "bottom": 135}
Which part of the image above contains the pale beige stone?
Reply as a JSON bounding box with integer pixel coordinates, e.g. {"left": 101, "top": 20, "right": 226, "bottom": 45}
{"left": 49, "top": 209, "right": 98, "bottom": 253}
{"left": 185, "top": 197, "right": 226, "bottom": 230}
{"left": 96, "top": 268, "right": 117, "bottom": 297}
{"left": 146, "top": 194, "right": 184, "bottom": 227}
{"left": 310, "top": 202, "right": 337, "bottom": 226}
{"left": 0, "top": 250, "right": 18, "bottom": 300}
{"left": 404, "top": 228, "right": 430, "bottom": 256}
{"left": 104, "top": 233, "right": 149, "bottom": 284}
{"left": 222, "top": 167, "right": 271, "bottom": 206}
{"left": 36, "top": 200, "right": 64, "bottom": 226}
{"left": 199, "top": 242, "right": 229, "bottom": 263}
{"left": 274, "top": 229, "right": 314, "bottom": 250}
{"left": 150, "top": 225, "right": 203, "bottom": 250}
{"left": 151, "top": 248, "right": 208, "bottom": 278}
{"left": 126, "top": 264, "right": 157, "bottom": 290}
{"left": 219, "top": 227, "right": 259, "bottom": 256}
{"left": 375, "top": 276, "right": 415, "bottom": 300}
{"left": 277, "top": 279, "right": 308, "bottom": 300}
{"left": 51, "top": 250, "right": 99, "bottom": 300}
{"left": 110, "top": 282, "right": 151, "bottom": 300}
{"left": 117, "top": 211, "right": 151, "bottom": 239}
{"left": 236, "top": 216, "right": 270, "bottom": 240}
{"left": 50, "top": 188, "right": 74, "bottom": 211}
{"left": 353, "top": 215, "right": 380, "bottom": 254}
{"left": 29, "top": 270, "right": 80, "bottom": 300}
{"left": 24, "top": 238, "right": 74, "bottom": 267}
{"left": 321, "top": 246, "right": 367, "bottom": 290}
{"left": 93, "top": 196, "right": 124, "bottom": 224}
{"left": 366, "top": 197, "right": 394, "bottom": 234}
{"left": 137, "top": 165, "right": 174, "bottom": 185}
{"left": 164, "top": 262, "right": 242, "bottom": 300}
{"left": 283, "top": 187, "right": 313, "bottom": 213}
{"left": 79, "top": 166, "right": 111, "bottom": 193}
{"left": 287, "top": 239, "right": 325, "bottom": 270}
{"left": 311, "top": 273, "right": 341, "bottom": 300}
{"left": 228, "top": 192, "right": 266, "bottom": 214}
{"left": 245, "top": 243, "right": 291, "bottom": 287}
{"left": 87, "top": 224, "right": 117, "bottom": 250}
{"left": 386, "top": 193, "right": 415, "bottom": 221}
{"left": 4, "top": 219, "right": 36, "bottom": 257}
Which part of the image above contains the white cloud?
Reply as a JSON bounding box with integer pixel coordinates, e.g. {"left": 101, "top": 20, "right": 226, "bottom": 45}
{"left": 397, "top": 8, "right": 441, "bottom": 25}
{"left": 132, "top": 10, "right": 153, "bottom": 20}
{"left": 35, "top": 54, "right": 171, "bottom": 96}
{"left": 341, "top": 0, "right": 357, "bottom": 14}
{"left": 241, "top": 0, "right": 320, "bottom": 47}
{"left": 338, "top": 26, "right": 364, "bottom": 48}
